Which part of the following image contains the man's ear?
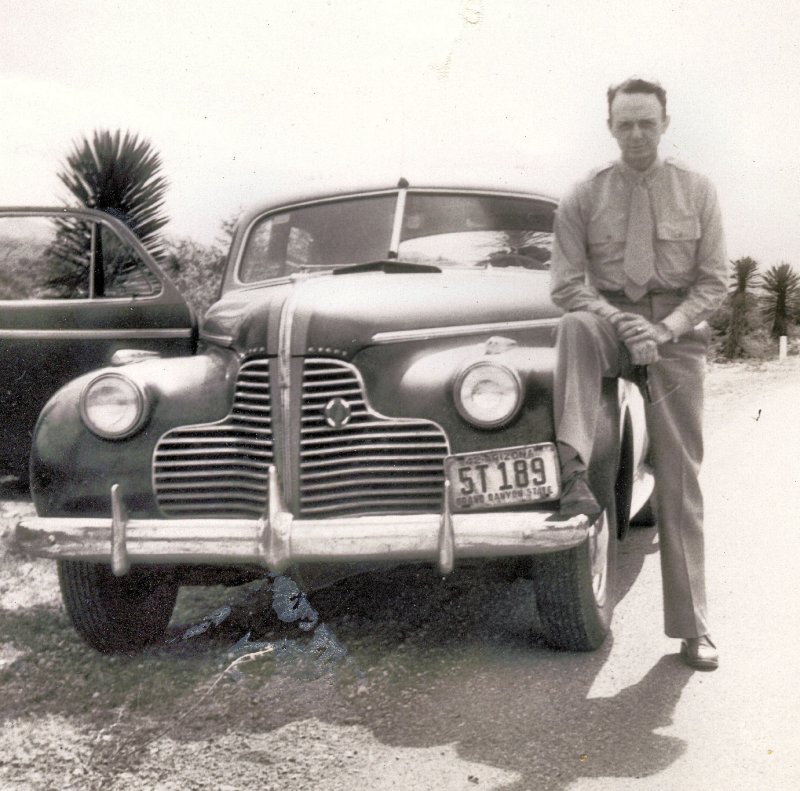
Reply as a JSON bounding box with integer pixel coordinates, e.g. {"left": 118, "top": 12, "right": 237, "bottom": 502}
{"left": 661, "top": 114, "right": 671, "bottom": 133}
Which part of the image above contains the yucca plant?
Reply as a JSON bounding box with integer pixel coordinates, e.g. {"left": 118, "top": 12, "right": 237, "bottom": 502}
{"left": 761, "top": 262, "right": 800, "bottom": 339}
{"left": 722, "top": 256, "right": 760, "bottom": 359}
{"left": 43, "top": 130, "right": 170, "bottom": 297}
{"left": 58, "top": 129, "right": 169, "bottom": 257}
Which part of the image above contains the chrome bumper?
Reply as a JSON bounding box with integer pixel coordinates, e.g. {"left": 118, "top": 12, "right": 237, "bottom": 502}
{"left": 13, "top": 468, "right": 588, "bottom": 576}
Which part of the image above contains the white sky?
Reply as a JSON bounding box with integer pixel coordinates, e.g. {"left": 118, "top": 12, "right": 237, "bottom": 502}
{"left": 2, "top": 0, "right": 799, "bottom": 269}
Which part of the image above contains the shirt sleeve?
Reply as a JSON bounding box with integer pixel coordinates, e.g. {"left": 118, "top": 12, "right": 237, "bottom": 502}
{"left": 550, "top": 184, "right": 621, "bottom": 321}
{"left": 660, "top": 177, "right": 728, "bottom": 339}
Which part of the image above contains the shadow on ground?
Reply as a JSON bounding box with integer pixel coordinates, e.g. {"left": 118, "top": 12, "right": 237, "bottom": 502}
{"left": 2, "top": 475, "right": 690, "bottom": 789}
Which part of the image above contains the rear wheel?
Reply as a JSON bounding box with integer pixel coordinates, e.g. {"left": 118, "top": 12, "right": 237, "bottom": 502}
{"left": 528, "top": 500, "right": 618, "bottom": 651}
{"left": 58, "top": 561, "right": 178, "bottom": 653}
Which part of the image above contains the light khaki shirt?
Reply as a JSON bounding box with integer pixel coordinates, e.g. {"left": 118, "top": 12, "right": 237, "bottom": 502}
{"left": 550, "top": 157, "right": 727, "bottom": 339}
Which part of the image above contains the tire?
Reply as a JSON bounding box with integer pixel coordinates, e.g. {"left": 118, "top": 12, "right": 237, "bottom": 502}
{"left": 58, "top": 560, "right": 179, "bottom": 653}
{"left": 528, "top": 499, "right": 618, "bottom": 651}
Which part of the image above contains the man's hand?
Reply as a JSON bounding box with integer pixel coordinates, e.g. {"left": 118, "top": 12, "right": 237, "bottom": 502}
{"left": 609, "top": 312, "right": 672, "bottom": 365}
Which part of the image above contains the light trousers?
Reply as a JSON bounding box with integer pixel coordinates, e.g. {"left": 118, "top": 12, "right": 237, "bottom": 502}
{"left": 553, "top": 293, "right": 710, "bottom": 638}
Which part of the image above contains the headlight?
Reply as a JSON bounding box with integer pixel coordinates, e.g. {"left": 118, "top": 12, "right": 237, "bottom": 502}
{"left": 80, "top": 373, "right": 148, "bottom": 439}
{"left": 454, "top": 361, "right": 522, "bottom": 428}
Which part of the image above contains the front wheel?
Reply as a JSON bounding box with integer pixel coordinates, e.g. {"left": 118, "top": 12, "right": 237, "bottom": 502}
{"left": 528, "top": 502, "right": 618, "bottom": 651}
{"left": 58, "top": 561, "right": 179, "bottom": 653}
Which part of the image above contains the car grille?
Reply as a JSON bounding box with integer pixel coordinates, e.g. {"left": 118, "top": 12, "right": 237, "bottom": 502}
{"left": 298, "top": 358, "right": 448, "bottom": 517}
{"left": 153, "top": 356, "right": 449, "bottom": 519}
{"left": 153, "top": 358, "right": 273, "bottom": 517}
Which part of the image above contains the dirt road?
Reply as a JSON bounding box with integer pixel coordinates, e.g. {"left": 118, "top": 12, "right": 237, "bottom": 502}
{"left": 1, "top": 357, "right": 799, "bottom": 790}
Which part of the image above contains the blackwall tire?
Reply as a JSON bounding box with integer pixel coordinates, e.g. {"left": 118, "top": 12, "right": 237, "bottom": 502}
{"left": 529, "top": 502, "right": 618, "bottom": 652}
{"left": 58, "top": 561, "right": 178, "bottom": 653}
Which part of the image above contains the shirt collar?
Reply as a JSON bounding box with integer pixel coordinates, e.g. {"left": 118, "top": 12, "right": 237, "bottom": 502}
{"left": 615, "top": 157, "right": 663, "bottom": 185}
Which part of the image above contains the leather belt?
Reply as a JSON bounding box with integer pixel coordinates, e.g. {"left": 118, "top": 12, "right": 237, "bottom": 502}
{"left": 599, "top": 288, "right": 687, "bottom": 299}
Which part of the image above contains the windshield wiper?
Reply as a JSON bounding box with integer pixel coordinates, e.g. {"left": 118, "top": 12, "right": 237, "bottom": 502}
{"left": 332, "top": 259, "right": 441, "bottom": 275}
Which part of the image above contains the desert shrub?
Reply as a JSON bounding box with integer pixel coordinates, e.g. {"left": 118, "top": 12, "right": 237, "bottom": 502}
{"left": 161, "top": 237, "right": 226, "bottom": 318}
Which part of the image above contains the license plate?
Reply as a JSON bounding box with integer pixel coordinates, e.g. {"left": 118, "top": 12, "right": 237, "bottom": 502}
{"left": 444, "top": 443, "right": 561, "bottom": 511}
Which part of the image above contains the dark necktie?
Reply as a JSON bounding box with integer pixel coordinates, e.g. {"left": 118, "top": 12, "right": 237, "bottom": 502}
{"left": 623, "top": 178, "right": 655, "bottom": 301}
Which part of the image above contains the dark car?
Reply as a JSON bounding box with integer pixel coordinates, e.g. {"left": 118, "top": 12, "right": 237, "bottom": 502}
{"left": 13, "top": 181, "right": 654, "bottom": 653}
{"left": 0, "top": 207, "right": 195, "bottom": 479}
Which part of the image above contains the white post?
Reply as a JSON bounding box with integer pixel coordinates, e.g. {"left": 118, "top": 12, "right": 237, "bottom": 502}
{"left": 779, "top": 335, "right": 788, "bottom": 361}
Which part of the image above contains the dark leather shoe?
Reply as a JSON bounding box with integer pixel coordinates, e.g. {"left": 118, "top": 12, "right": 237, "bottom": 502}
{"left": 558, "top": 472, "right": 602, "bottom": 518}
{"left": 680, "top": 635, "right": 718, "bottom": 670}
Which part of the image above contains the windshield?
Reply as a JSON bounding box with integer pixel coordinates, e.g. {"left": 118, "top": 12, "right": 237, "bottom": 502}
{"left": 238, "top": 191, "right": 554, "bottom": 283}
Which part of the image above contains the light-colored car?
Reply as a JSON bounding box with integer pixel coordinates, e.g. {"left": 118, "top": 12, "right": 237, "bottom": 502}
{"left": 13, "top": 180, "right": 654, "bottom": 653}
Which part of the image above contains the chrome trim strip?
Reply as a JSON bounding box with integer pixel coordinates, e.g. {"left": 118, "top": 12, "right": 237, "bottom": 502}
{"left": 277, "top": 283, "right": 302, "bottom": 506}
{"left": 0, "top": 328, "right": 193, "bottom": 340}
{"left": 371, "top": 318, "right": 558, "bottom": 344}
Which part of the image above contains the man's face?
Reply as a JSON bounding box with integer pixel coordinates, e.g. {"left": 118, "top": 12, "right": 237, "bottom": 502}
{"left": 608, "top": 92, "right": 670, "bottom": 171}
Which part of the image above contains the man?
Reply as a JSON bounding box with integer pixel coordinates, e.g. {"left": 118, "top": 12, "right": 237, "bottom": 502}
{"left": 550, "top": 77, "right": 727, "bottom": 670}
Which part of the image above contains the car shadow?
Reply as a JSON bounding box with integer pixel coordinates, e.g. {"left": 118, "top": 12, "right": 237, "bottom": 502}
{"left": 161, "top": 525, "right": 685, "bottom": 789}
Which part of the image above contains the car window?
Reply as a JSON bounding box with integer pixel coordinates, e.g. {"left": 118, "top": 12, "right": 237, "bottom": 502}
{"left": 237, "top": 192, "right": 554, "bottom": 283}
{"left": 0, "top": 215, "right": 160, "bottom": 300}
{"left": 239, "top": 195, "right": 397, "bottom": 282}
{"left": 398, "top": 194, "right": 554, "bottom": 269}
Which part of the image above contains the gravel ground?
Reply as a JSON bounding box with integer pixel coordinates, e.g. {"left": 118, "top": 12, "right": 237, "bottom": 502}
{"left": 1, "top": 356, "right": 798, "bottom": 790}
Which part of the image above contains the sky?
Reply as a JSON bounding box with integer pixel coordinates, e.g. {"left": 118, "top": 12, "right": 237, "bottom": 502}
{"left": 2, "top": 0, "right": 799, "bottom": 269}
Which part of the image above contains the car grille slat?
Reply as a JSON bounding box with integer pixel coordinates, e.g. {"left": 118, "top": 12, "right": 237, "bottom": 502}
{"left": 153, "top": 358, "right": 273, "bottom": 517}
{"left": 300, "top": 443, "right": 448, "bottom": 459}
{"left": 300, "top": 496, "right": 443, "bottom": 516}
{"left": 298, "top": 358, "right": 448, "bottom": 517}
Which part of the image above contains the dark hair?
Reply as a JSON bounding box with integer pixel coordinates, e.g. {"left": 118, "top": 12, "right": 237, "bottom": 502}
{"left": 607, "top": 77, "right": 667, "bottom": 119}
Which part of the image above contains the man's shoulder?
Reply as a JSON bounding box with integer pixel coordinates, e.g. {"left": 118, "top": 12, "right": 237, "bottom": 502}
{"left": 577, "top": 161, "right": 616, "bottom": 184}
{"left": 560, "top": 162, "right": 615, "bottom": 205}
{"left": 663, "top": 157, "right": 713, "bottom": 184}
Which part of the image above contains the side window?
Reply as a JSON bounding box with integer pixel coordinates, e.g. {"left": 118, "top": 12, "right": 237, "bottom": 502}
{"left": 0, "top": 215, "right": 160, "bottom": 300}
{"left": 0, "top": 215, "right": 87, "bottom": 299}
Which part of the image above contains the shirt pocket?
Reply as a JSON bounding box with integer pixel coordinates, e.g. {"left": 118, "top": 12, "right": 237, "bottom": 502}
{"left": 656, "top": 216, "right": 700, "bottom": 279}
{"left": 588, "top": 215, "right": 626, "bottom": 266}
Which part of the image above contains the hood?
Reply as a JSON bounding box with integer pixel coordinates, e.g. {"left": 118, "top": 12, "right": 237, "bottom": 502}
{"left": 201, "top": 268, "right": 561, "bottom": 358}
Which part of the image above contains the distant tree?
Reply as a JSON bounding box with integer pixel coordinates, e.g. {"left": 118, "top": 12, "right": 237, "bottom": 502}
{"left": 761, "top": 262, "right": 800, "bottom": 339}
{"left": 722, "top": 256, "right": 760, "bottom": 359}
